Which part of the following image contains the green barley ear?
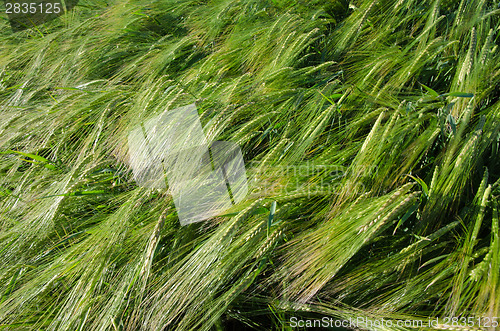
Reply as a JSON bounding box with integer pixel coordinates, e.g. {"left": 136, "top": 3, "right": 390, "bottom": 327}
{"left": 447, "top": 168, "right": 491, "bottom": 315}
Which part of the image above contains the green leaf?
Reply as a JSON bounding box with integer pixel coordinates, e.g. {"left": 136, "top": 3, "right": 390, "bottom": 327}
{"left": 446, "top": 92, "right": 474, "bottom": 98}
{"left": 72, "top": 190, "right": 106, "bottom": 196}
{"left": 418, "top": 255, "right": 448, "bottom": 270}
{"left": 447, "top": 114, "right": 456, "bottom": 135}
{"left": 393, "top": 203, "right": 418, "bottom": 234}
{"left": 318, "top": 90, "right": 335, "bottom": 105}
{"left": 420, "top": 83, "right": 439, "bottom": 98}
{"left": 0, "top": 150, "right": 57, "bottom": 170}
{"left": 407, "top": 175, "right": 429, "bottom": 197}
{"left": 253, "top": 207, "right": 270, "bottom": 216}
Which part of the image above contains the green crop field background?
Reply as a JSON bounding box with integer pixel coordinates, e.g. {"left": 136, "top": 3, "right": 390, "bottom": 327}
{"left": 0, "top": 0, "right": 499, "bottom": 330}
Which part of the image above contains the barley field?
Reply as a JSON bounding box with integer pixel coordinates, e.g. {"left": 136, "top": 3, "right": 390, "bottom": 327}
{"left": 0, "top": 0, "right": 499, "bottom": 330}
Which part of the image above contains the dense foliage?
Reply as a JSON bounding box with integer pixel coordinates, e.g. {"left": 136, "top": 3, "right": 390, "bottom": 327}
{"left": 0, "top": 0, "right": 499, "bottom": 329}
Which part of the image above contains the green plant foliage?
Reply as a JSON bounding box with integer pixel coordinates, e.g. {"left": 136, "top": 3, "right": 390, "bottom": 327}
{"left": 0, "top": 0, "right": 499, "bottom": 330}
